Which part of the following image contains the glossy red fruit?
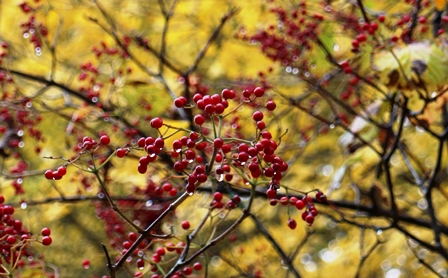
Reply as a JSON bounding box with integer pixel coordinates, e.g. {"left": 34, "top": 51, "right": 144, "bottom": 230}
{"left": 42, "top": 236, "right": 52, "bottom": 246}
{"left": 100, "top": 135, "right": 110, "bottom": 145}
{"left": 287, "top": 219, "right": 297, "bottom": 230}
{"left": 41, "top": 227, "right": 51, "bottom": 236}
{"left": 181, "top": 220, "right": 190, "bottom": 230}
{"left": 194, "top": 114, "right": 205, "bottom": 125}
{"left": 150, "top": 117, "right": 163, "bottom": 129}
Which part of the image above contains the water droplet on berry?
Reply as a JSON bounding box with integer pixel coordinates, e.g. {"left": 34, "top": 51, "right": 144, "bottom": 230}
{"left": 187, "top": 191, "right": 194, "bottom": 196}
{"left": 23, "top": 33, "right": 30, "bottom": 39}
{"left": 217, "top": 174, "right": 224, "bottom": 182}
{"left": 20, "top": 202, "right": 27, "bottom": 209}
{"left": 145, "top": 200, "right": 153, "bottom": 207}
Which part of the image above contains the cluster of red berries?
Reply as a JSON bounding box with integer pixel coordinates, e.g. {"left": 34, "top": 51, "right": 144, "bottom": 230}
{"left": 18, "top": 1, "right": 47, "bottom": 55}
{"left": 245, "top": 2, "right": 324, "bottom": 67}
{"left": 210, "top": 191, "right": 241, "bottom": 210}
{"left": 134, "top": 241, "right": 203, "bottom": 278}
{"left": 269, "top": 191, "right": 327, "bottom": 228}
{"left": 0, "top": 195, "right": 51, "bottom": 274}
{"left": 45, "top": 135, "right": 111, "bottom": 180}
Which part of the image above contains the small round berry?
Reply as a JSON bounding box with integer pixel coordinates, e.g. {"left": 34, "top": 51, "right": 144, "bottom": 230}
{"left": 253, "top": 87, "right": 265, "bottom": 97}
{"left": 6, "top": 235, "right": 16, "bottom": 244}
{"left": 194, "top": 114, "right": 205, "bottom": 125}
{"left": 41, "top": 227, "right": 51, "bottom": 236}
{"left": 82, "top": 259, "right": 90, "bottom": 269}
{"left": 266, "top": 100, "right": 276, "bottom": 111}
{"left": 213, "top": 138, "right": 223, "bottom": 149}
{"left": 266, "top": 188, "right": 277, "bottom": 199}
{"left": 287, "top": 219, "right": 297, "bottom": 230}
{"left": 183, "top": 266, "right": 193, "bottom": 275}
{"left": 156, "top": 247, "right": 166, "bottom": 256}
{"left": 295, "top": 200, "right": 305, "bottom": 210}
{"left": 316, "top": 191, "right": 327, "bottom": 202}
{"left": 57, "top": 166, "right": 67, "bottom": 176}
{"left": 174, "top": 96, "right": 187, "bottom": 108}
{"left": 214, "top": 192, "right": 223, "bottom": 202}
{"left": 116, "top": 148, "right": 127, "bottom": 158}
{"left": 305, "top": 214, "right": 314, "bottom": 225}
{"left": 150, "top": 117, "right": 163, "bottom": 129}
{"left": 100, "top": 135, "right": 110, "bottom": 145}
{"left": 42, "top": 236, "right": 52, "bottom": 246}
{"left": 44, "top": 170, "right": 53, "bottom": 179}
{"left": 252, "top": 111, "right": 264, "bottom": 121}
{"left": 136, "top": 258, "right": 145, "bottom": 269}
{"left": 193, "top": 262, "right": 202, "bottom": 271}
{"left": 205, "top": 104, "right": 215, "bottom": 114}
{"left": 181, "top": 220, "right": 190, "bottom": 230}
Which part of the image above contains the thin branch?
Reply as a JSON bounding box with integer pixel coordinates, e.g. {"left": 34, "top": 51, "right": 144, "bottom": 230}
{"left": 185, "top": 7, "right": 239, "bottom": 75}
{"left": 250, "top": 214, "right": 301, "bottom": 278}
{"left": 405, "top": 0, "right": 422, "bottom": 44}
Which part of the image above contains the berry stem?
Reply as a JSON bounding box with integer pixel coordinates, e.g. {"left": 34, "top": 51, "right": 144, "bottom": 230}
{"left": 92, "top": 170, "right": 143, "bottom": 233}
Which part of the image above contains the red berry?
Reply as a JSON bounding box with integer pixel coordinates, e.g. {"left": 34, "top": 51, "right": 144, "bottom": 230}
{"left": 378, "top": 14, "right": 385, "bottom": 23}
{"left": 213, "top": 138, "right": 223, "bottom": 149}
{"left": 253, "top": 87, "right": 265, "bottom": 97}
{"left": 156, "top": 247, "right": 166, "bottom": 256}
{"left": 42, "top": 236, "right": 52, "bottom": 246}
{"left": 6, "top": 235, "right": 16, "bottom": 244}
{"left": 287, "top": 219, "right": 297, "bottom": 230}
{"left": 116, "top": 148, "right": 127, "bottom": 158}
{"left": 194, "top": 115, "right": 205, "bottom": 125}
{"left": 222, "top": 89, "right": 236, "bottom": 99}
{"left": 295, "top": 200, "right": 305, "bottom": 210}
{"left": 183, "top": 266, "right": 193, "bottom": 275}
{"left": 305, "top": 214, "right": 314, "bottom": 225}
{"left": 44, "top": 170, "right": 53, "bottom": 179}
{"left": 181, "top": 220, "right": 190, "bottom": 230}
{"left": 266, "top": 100, "right": 276, "bottom": 111}
{"left": 252, "top": 111, "right": 264, "bottom": 121}
{"left": 257, "top": 121, "right": 266, "bottom": 130}
{"left": 193, "top": 262, "right": 202, "bottom": 271}
{"left": 150, "top": 117, "right": 163, "bottom": 129}
{"left": 57, "top": 166, "right": 66, "bottom": 176}
{"left": 174, "top": 96, "right": 187, "bottom": 108}
{"left": 266, "top": 188, "right": 277, "bottom": 199}
{"left": 136, "top": 258, "right": 145, "bottom": 269}
{"left": 41, "top": 227, "right": 51, "bottom": 236}
{"left": 214, "top": 192, "right": 223, "bottom": 202}
{"left": 205, "top": 104, "right": 215, "bottom": 114}
{"left": 82, "top": 259, "right": 90, "bottom": 269}
{"left": 100, "top": 135, "right": 110, "bottom": 145}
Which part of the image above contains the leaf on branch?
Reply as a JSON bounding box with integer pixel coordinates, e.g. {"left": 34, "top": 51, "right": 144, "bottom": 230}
{"left": 374, "top": 42, "right": 448, "bottom": 90}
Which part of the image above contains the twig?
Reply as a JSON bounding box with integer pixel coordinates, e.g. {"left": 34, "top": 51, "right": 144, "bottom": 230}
{"left": 250, "top": 214, "right": 301, "bottom": 278}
